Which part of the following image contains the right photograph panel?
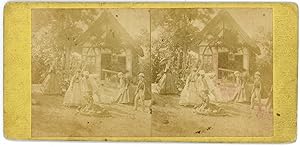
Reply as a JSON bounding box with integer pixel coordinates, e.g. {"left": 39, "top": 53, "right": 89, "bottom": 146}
{"left": 150, "top": 8, "right": 273, "bottom": 137}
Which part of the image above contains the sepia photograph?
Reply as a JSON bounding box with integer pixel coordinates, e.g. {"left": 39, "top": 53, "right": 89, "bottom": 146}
{"left": 31, "top": 8, "right": 273, "bottom": 137}
{"left": 31, "top": 9, "right": 152, "bottom": 137}
{"left": 150, "top": 8, "right": 273, "bottom": 137}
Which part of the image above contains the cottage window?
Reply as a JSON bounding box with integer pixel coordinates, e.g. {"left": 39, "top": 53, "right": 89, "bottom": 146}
{"left": 202, "top": 47, "right": 213, "bottom": 72}
{"left": 82, "top": 48, "right": 97, "bottom": 73}
{"left": 228, "top": 52, "right": 235, "bottom": 61}
{"left": 82, "top": 48, "right": 97, "bottom": 64}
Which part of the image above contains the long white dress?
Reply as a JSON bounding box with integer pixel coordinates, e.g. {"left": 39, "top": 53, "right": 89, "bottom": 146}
{"left": 232, "top": 76, "right": 247, "bottom": 103}
{"left": 205, "top": 74, "right": 222, "bottom": 102}
{"left": 63, "top": 75, "right": 84, "bottom": 107}
{"left": 179, "top": 72, "right": 203, "bottom": 106}
{"left": 115, "top": 76, "right": 130, "bottom": 104}
{"left": 89, "top": 76, "right": 114, "bottom": 104}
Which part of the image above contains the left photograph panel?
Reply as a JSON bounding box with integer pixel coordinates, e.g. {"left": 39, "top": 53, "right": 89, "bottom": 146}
{"left": 31, "top": 9, "right": 151, "bottom": 137}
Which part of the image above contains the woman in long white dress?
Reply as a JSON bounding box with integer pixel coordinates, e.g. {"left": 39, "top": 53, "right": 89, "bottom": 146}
{"left": 77, "top": 75, "right": 111, "bottom": 117}
{"left": 179, "top": 67, "right": 201, "bottom": 106}
{"left": 115, "top": 72, "right": 130, "bottom": 104}
{"left": 232, "top": 71, "right": 247, "bottom": 103}
{"left": 89, "top": 75, "right": 114, "bottom": 104}
{"left": 193, "top": 70, "right": 225, "bottom": 116}
{"left": 205, "top": 73, "right": 222, "bottom": 102}
{"left": 63, "top": 70, "right": 84, "bottom": 107}
{"left": 196, "top": 70, "right": 210, "bottom": 105}
{"left": 250, "top": 71, "right": 262, "bottom": 110}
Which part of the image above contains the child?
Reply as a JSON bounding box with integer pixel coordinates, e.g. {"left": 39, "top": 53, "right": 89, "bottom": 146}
{"left": 77, "top": 90, "right": 110, "bottom": 117}
{"left": 251, "top": 71, "right": 262, "bottom": 111}
{"left": 193, "top": 71, "right": 223, "bottom": 115}
{"left": 134, "top": 73, "right": 146, "bottom": 111}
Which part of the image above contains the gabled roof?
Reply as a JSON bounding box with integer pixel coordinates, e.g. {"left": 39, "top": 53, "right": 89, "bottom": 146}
{"left": 74, "top": 11, "right": 144, "bottom": 57}
{"left": 197, "top": 10, "right": 261, "bottom": 55}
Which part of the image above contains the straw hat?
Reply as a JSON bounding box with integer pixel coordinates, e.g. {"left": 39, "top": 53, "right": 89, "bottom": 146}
{"left": 234, "top": 71, "right": 240, "bottom": 76}
{"left": 198, "top": 70, "right": 205, "bottom": 75}
{"left": 83, "top": 71, "right": 89, "bottom": 76}
{"left": 255, "top": 71, "right": 261, "bottom": 76}
{"left": 117, "top": 72, "right": 123, "bottom": 78}
{"left": 138, "top": 73, "right": 145, "bottom": 78}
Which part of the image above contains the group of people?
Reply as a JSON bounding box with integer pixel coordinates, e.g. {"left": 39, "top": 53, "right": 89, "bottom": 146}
{"left": 179, "top": 68, "right": 222, "bottom": 114}
{"left": 177, "top": 66, "right": 273, "bottom": 114}
{"left": 41, "top": 59, "right": 272, "bottom": 116}
{"left": 114, "top": 71, "right": 146, "bottom": 111}
{"left": 231, "top": 70, "right": 261, "bottom": 107}
{"left": 62, "top": 70, "right": 108, "bottom": 116}
{"left": 61, "top": 69, "right": 147, "bottom": 115}
{"left": 231, "top": 70, "right": 274, "bottom": 113}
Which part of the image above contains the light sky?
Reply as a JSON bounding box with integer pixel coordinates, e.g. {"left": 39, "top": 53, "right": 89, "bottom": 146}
{"left": 89, "top": 8, "right": 272, "bottom": 39}
{"left": 97, "top": 9, "right": 150, "bottom": 39}
{"left": 227, "top": 8, "right": 272, "bottom": 37}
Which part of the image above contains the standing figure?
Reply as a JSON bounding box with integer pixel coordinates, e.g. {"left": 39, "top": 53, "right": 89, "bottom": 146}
{"left": 158, "top": 61, "right": 178, "bottom": 95}
{"left": 196, "top": 70, "right": 210, "bottom": 107}
{"left": 194, "top": 71, "right": 224, "bottom": 115}
{"left": 265, "top": 85, "right": 273, "bottom": 113}
{"left": 124, "top": 70, "right": 134, "bottom": 102}
{"left": 80, "top": 71, "right": 93, "bottom": 105}
{"left": 63, "top": 70, "right": 84, "bottom": 107}
{"left": 232, "top": 71, "right": 247, "bottom": 103}
{"left": 206, "top": 72, "right": 222, "bottom": 102}
{"left": 115, "top": 72, "right": 130, "bottom": 104}
{"left": 179, "top": 67, "right": 201, "bottom": 106}
{"left": 193, "top": 70, "right": 213, "bottom": 114}
{"left": 251, "top": 72, "right": 262, "bottom": 111}
{"left": 134, "top": 73, "right": 146, "bottom": 111}
{"left": 91, "top": 75, "right": 114, "bottom": 104}
{"left": 241, "top": 69, "right": 249, "bottom": 101}
{"left": 78, "top": 90, "right": 110, "bottom": 117}
{"left": 41, "top": 61, "right": 61, "bottom": 95}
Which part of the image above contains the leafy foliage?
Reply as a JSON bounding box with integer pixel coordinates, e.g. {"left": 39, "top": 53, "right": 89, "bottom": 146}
{"left": 135, "top": 29, "right": 151, "bottom": 100}
{"left": 32, "top": 9, "right": 99, "bottom": 89}
{"left": 254, "top": 28, "right": 273, "bottom": 96}
{"left": 150, "top": 9, "right": 215, "bottom": 86}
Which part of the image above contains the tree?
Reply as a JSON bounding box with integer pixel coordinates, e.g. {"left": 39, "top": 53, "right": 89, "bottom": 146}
{"left": 254, "top": 26, "right": 273, "bottom": 96}
{"left": 136, "top": 29, "right": 151, "bottom": 100}
{"left": 32, "top": 9, "right": 99, "bottom": 89}
{"left": 150, "top": 9, "right": 215, "bottom": 85}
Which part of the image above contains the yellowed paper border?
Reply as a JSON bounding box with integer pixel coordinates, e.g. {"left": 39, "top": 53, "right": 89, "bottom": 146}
{"left": 3, "top": 2, "right": 298, "bottom": 142}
